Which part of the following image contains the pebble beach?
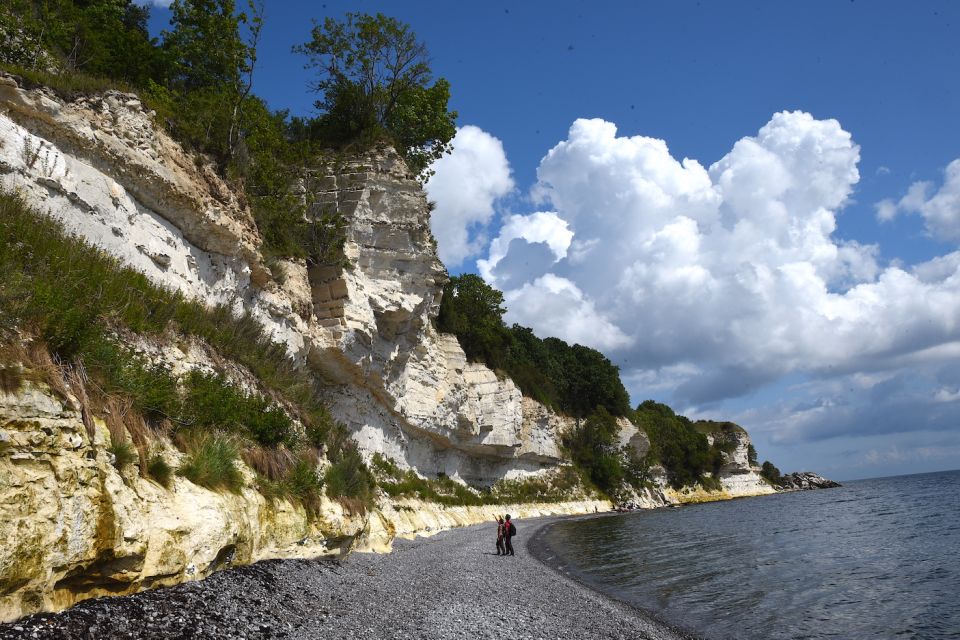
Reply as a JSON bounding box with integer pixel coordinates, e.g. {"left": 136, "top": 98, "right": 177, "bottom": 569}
{"left": 0, "top": 515, "right": 696, "bottom": 640}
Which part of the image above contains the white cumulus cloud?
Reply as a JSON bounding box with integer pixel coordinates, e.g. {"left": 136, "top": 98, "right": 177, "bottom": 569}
{"left": 479, "top": 111, "right": 960, "bottom": 427}
{"left": 875, "top": 159, "right": 960, "bottom": 242}
{"left": 425, "top": 126, "right": 514, "bottom": 267}
{"left": 477, "top": 211, "right": 573, "bottom": 285}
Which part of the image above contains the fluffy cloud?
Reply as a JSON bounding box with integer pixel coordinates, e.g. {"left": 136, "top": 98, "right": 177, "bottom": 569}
{"left": 425, "top": 126, "right": 514, "bottom": 267}
{"left": 477, "top": 211, "right": 573, "bottom": 287}
{"left": 875, "top": 159, "right": 960, "bottom": 242}
{"left": 135, "top": 0, "right": 173, "bottom": 7}
{"left": 479, "top": 112, "right": 960, "bottom": 436}
{"left": 503, "top": 275, "right": 632, "bottom": 351}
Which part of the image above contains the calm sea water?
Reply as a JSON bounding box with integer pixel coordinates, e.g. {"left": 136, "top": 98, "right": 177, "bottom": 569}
{"left": 540, "top": 470, "right": 960, "bottom": 640}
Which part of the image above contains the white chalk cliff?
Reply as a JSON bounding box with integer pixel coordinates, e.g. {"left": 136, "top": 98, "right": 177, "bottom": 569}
{"left": 0, "top": 74, "right": 771, "bottom": 621}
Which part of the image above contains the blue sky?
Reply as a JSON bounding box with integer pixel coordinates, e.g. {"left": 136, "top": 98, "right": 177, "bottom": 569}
{"left": 144, "top": 1, "right": 960, "bottom": 480}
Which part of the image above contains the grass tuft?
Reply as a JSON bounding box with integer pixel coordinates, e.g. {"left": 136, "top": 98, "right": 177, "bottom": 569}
{"left": 178, "top": 432, "right": 243, "bottom": 493}
{"left": 324, "top": 445, "right": 374, "bottom": 510}
{"left": 0, "top": 64, "right": 137, "bottom": 100}
{"left": 147, "top": 453, "right": 174, "bottom": 488}
{"left": 0, "top": 365, "right": 23, "bottom": 395}
{"left": 108, "top": 439, "right": 137, "bottom": 469}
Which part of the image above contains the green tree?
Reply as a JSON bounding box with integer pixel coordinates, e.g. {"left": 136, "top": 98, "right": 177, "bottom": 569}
{"left": 161, "top": 0, "right": 263, "bottom": 164}
{"left": 297, "top": 12, "right": 457, "bottom": 175}
{"left": 634, "top": 400, "right": 712, "bottom": 489}
{"left": 437, "top": 274, "right": 509, "bottom": 367}
{"left": 761, "top": 460, "right": 782, "bottom": 486}
{"left": 163, "top": 0, "right": 253, "bottom": 92}
{"left": 563, "top": 407, "right": 624, "bottom": 495}
{"left": 1, "top": 1, "right": 165, "bottom": 84}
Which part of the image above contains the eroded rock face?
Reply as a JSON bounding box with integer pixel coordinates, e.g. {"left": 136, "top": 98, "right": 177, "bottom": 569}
{"left": 0, "top": 74, "right": 568, "bottom": 482}
{"left": 0, "top": 380, "right": 363, "bottom": 622}
{"left": 296, "top": 150, "right": 569, "bottom": 482}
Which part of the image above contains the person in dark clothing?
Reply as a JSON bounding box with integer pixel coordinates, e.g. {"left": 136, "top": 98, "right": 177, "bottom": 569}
{"left": 495, "top": 515, "right": 506, "bottom": 555}
{"left": 504, "top": 514, "right": 515, "bottom": 556}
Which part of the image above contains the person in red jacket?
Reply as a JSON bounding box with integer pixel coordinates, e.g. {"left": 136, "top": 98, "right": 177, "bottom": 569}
{"left": 504, "top": 514, "right": 516, "bottom": 556}
{"left": 494, "top": 515, "right": 506, "bottom": 555}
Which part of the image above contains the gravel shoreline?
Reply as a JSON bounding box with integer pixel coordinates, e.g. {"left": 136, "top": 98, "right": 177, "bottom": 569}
{"left": 0, "top": 514, "right": 699, "bottom": 640}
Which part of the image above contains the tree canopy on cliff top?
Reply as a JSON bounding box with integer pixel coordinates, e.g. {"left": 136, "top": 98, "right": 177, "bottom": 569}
{"left": 0, "top": 3, "right": 454, "bottom": 258}
{"left": 296, "top": 12, "right": 457, "bottom": 176}
{"left": 437, "top": 274, "right": 631, "bottom": 419}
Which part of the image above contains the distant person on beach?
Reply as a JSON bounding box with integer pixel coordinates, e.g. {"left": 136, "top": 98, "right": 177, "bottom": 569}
{"left": 504, "top": 514, "right": 516, "bottom": 556}
{"left": 495, "top": 515, "right": 506, "bottom": 555}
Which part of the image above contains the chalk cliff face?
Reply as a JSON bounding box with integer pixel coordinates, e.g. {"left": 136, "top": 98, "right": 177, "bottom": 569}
{"left": 0, "top": 380, "right": 361, "bottom": 622}
{"left": 0, "top": 73, "right": 774, "bottom": 620}
{"left": 0, "top": 73, "right": 562, "bottom": 481}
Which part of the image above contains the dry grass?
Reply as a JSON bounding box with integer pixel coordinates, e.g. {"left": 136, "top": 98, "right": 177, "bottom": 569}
{"left": 242, "top": 444, "right": 298, "bottom": 483}
{"left": 63, "top": 364, "right": 96, "bottom": 439}
{"left": 0, "top": 340, "right": 73, "bottom": 403}
{"left": 0, "top": 364, "right": 23, "bottom": 395}
{"left": 94, "top": 394, "right": 154, "bottom": 472}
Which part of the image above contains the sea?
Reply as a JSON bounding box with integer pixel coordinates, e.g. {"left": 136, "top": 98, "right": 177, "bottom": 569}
{"left": 539, "top": 470, "right": 960, "bottom": 640}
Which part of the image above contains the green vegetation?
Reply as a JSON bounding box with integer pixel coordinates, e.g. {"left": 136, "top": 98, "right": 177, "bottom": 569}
{"left": 324, "top": 446, "right": 375, "bottom": 507}
{"left": 147, "top": 453, "right": 174, "bottom": 488}
{"left": 564, "top": 408, "right": 626, "bottom": 496}
{"left": 182, "top": 370, "right": 294, "bottom": 448}
{"left": 371, "top": 454, "right": 593, "bottom": 506}
{"left": 371, "top": 454, "right": 485, "bottom": 506}
{"left": 490, "top": 467, "right": 592, "bottom": 504}
{"left": 437, "top": 274, "right": 630, "bottom": 418}
{"left": 108, "top": 439, "right": 138, "bottom": 469}
{"left": 296, "top": 12, "right": 457, "bottom": 176}
{"left": 633, "top": 401, "right": 737, "bottom": 490}
{"left": 178, "top": 432, "right": 244, "bottom": 492}
{"left": 761, "top": 460, "right": 783, "bottom": 486}
{"left": 0, "top": 0, "right": 166, "bottom": 86}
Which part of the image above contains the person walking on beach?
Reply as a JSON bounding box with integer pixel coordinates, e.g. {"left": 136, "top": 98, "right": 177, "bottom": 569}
{"left": 495, "top": 515, "right": 506, "bottom": 555}
{"left": 504, "top": 514, "right": 516, "bottom": 556}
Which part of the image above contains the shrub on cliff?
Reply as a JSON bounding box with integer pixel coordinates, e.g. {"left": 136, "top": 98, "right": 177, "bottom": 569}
{"left": 325, "top": 445, "right": 375, "bottom": 508}
{"left": 296, "top": 12, "right": 457, "bottom": 176}
{"left": 562, "top": 407, "right": 625, "bottom": 496}
{"left": 178, "top": 432, "right": 244, "bottom": 492}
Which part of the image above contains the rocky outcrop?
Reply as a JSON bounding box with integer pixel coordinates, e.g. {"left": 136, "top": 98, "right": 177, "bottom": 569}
{"left": 778, "top": 472, "right": 841, "bottom": 491}
{"left": 703, "top": 423, "right": 775, "bottom": 497}
{"left": 0, "top": 379, "right": 364, "bottom": 623}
